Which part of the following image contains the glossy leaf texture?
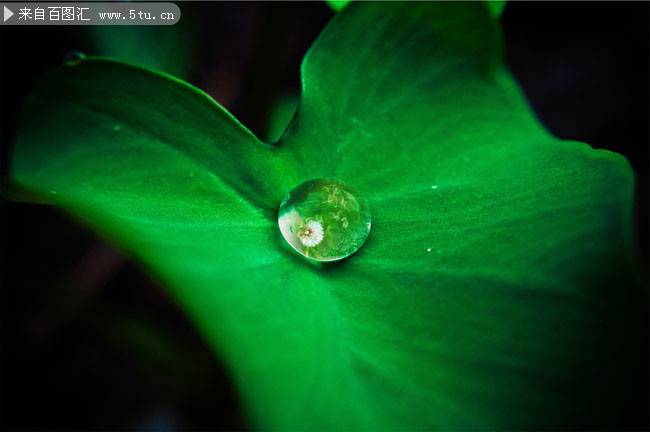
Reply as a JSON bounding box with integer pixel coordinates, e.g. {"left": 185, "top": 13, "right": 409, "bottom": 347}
{"left": 11, "top": 2, "right": 644, "bottom": 430}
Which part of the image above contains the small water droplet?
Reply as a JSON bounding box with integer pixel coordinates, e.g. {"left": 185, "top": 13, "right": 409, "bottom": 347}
{"left": 49, "top": 190, "right": 57, "bottom": 195}
{"left": 112, "top": 124, "right": 122, "bottom": 132}
{"left": 63, "top": 50, "right": 87, "bottom": 65}
{"left": 430, "top": 185, "right": 438, "bottom": 190}
{"left": 278, "top": 179, "right": 371, "bottom": 262}
{"left": 426, "top": 248, "right": 432, "bottom": 252}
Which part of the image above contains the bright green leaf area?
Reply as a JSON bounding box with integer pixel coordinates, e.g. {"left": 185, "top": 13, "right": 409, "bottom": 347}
{"left": 11, "top": 2, "right": 643, "bottom": 430}
{"left": 325, "top": 0, "right": 351, "bottom": 12}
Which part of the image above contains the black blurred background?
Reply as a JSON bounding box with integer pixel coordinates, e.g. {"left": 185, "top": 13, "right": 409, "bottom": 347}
{"left": 1, "top": 2, "right": 648, "bottom": 430}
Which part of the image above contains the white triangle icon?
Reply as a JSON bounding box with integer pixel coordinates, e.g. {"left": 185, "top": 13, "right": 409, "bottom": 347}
{"left": 4, "top": 5, "right": 14, "bottom": 22}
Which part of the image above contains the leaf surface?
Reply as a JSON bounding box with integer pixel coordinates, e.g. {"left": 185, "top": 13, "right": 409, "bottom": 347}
{"left": 87, "top": 24, "right": 196, "bottom": 77}
{"left": 326, "top": 0, "right": 507, "bottom": 19}
{"left": 11, "top": 2, "right": 641, "bottom": 430}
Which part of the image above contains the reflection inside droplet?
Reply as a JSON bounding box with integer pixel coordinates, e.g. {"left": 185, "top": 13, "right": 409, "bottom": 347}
{"left": 278, "top": 179, "right": 371, "bottom": 262}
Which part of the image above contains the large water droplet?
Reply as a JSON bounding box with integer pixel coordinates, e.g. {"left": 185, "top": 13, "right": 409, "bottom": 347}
{"left": 278, "top": 179, "right": 371, "bottom": 262}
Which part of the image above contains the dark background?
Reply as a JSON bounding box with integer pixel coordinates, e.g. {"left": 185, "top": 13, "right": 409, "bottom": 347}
{"left": 1, "top": 2, "right": 648, "bottom": 430}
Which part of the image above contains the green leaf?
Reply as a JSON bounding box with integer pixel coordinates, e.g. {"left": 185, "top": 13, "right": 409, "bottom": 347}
{"left": 85, "top": 18, "right": 197, "bottom": 77}
{"left": 11, "top": 2, "right": 642, "bottom": 430}
{"left": 486, "top": 0, "right": 507, "bottom": 18}
{"left": 264, "top": 93, "right": 298, "bottom": 143}
{"left": 326, "top": 0, "right": 507, "bottom": 18}
{"left": 325, "top": 0, "right": 350, "bottom": 12}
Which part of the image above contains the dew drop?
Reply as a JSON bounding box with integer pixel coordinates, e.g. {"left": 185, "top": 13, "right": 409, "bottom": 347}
{"left": 278, "top": 179, "right": 371, "bottom": 262}
{"left": 63, "top": 50, "right": 87, "bottom": 65}
{"left": 113, "top": 124, "right": 122, "bottom": 132}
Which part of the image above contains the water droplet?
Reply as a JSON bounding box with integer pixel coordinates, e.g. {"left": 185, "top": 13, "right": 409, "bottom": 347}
{"left": 113, "top": 124, "right": 122, "bottom": 132}
{"left": 430, "top": 185, "right": 438, "bottom": 190}
{"left": 63, "top": 50, "right": 87, "bottom": 65}
{"left": 426, "top": 248, "right": 432, "bottom": 252}
{"left": 278, "top": 179, "right": 371, "bottom": 262}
